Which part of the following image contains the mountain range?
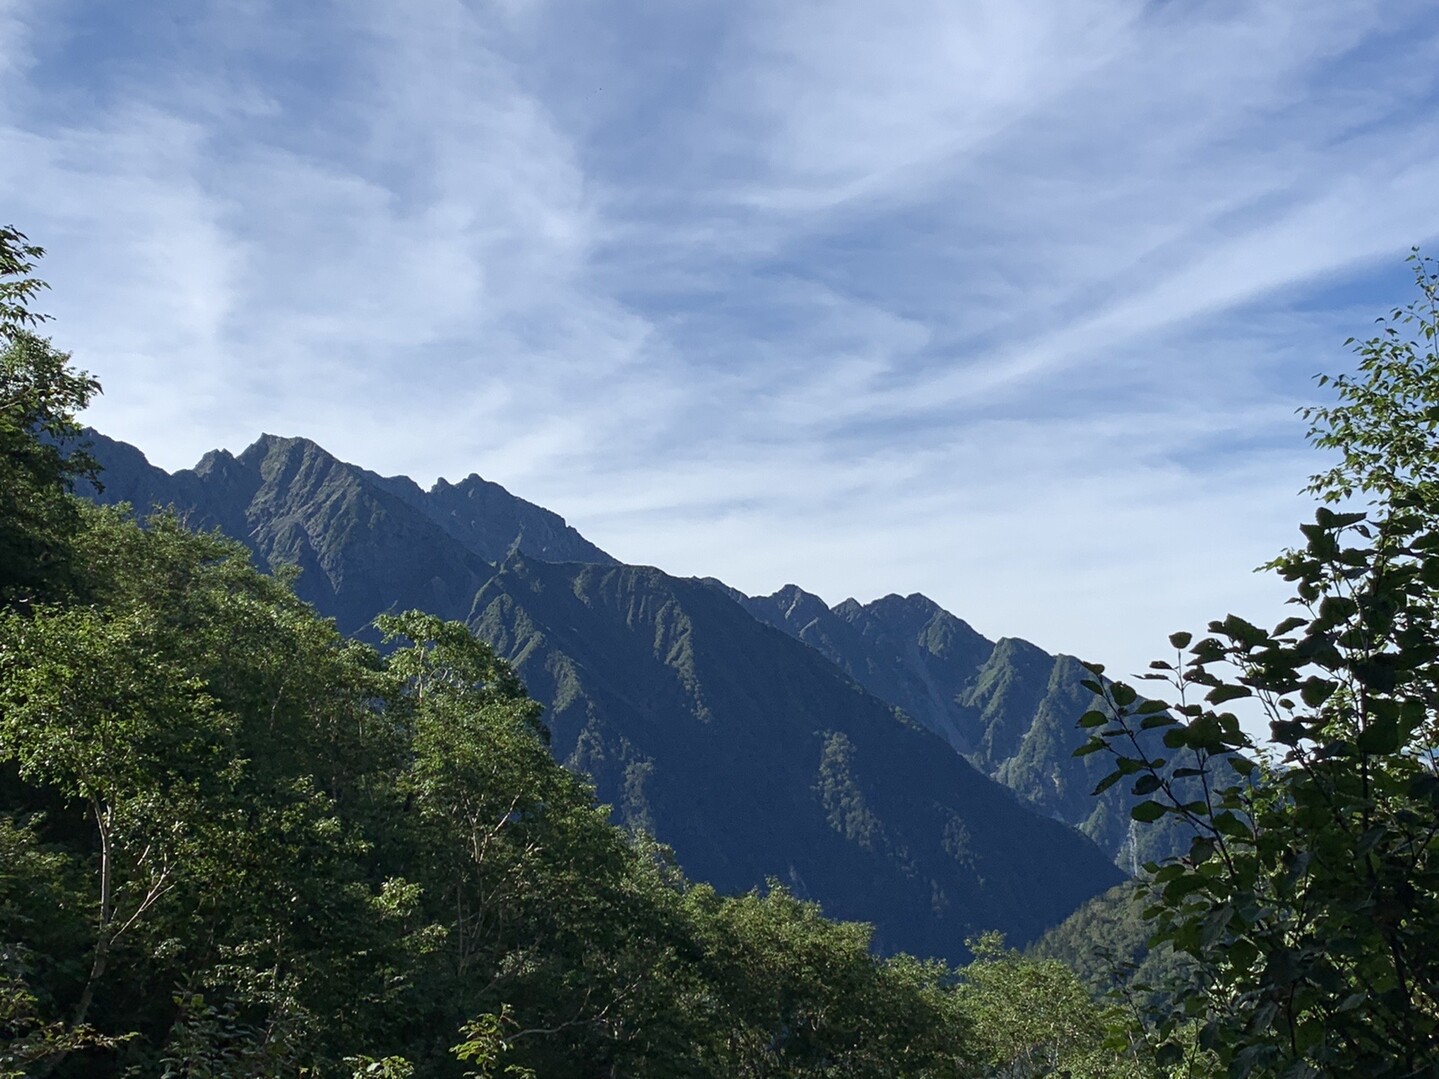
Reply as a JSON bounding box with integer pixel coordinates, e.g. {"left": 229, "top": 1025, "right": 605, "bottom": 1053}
{"left": 78, "top": 429, "right": 1162, "bottom": 961}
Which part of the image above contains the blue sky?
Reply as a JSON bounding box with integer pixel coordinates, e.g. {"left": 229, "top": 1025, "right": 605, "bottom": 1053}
{"left": 4, "top": 0, "right": 1439, "bottom": 683}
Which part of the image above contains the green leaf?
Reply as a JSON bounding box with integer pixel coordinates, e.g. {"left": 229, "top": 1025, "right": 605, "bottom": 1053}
{"left": 1315, "top": 506, "right": 1368, "bottom": 529}
{"left": 1407, "top": 773, "right": 1439, "bottom": 805}
{"left": 1318, "top": 594, "right": 1358, "bottom": 623}
{"left": 1212, "top": 811, "right": 1251, "bottom": 839}
{"left": 1131, "top": 800, "right": 1167, "bottom": 823}
{"left": 1132, "top": 774, "right": 1162, "bottom": 796}
{"left": 1190, "top": 637, "right": 1227, "bottom": 663}
{"left": 1421, "top": 557, "right": 1439, "bottom": 589}
{"left": 1091, "top": 772, "right": 1123, "bottom": 796}
{"left": 1163, "top": 728, "right": 1192, "bottom": 749}
{"left": 1270, "top": 719, "right": 1305, "bottom": 746}
{"left": 1220, "top": 614, "right": 1269, "bottom": 648}
{"left": 1299, "top": 677, "right": 1336, "bottom": 707}
{"left": 1356, "top": 717, "right": 1401, "bottom": 755}
{"left": 1352, "top": 656, "right": 1399, "bottom": 693}
{"left": 1206, "top": 683, "right": 1252, "bottom": 705}
{"left": 1272, "top": 615, "right": 1308, "bottom": 637}
{"left": 1356, "top": 825, "right": 1387, "bottom": 857}
{"left": 1155, "top": 1043, "right": 1184, "bottom": 1067}
{"left": 1162, "top": 873, "right": 1208, "bottom": 902}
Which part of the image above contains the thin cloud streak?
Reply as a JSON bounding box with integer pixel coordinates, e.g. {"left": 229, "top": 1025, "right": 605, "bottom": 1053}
{"left": 1, "top": 0, "right": 1436, "bottom": 681}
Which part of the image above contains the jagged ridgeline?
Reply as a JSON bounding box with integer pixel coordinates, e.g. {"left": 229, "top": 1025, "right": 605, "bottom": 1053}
{"left": 740, "top": 585, "right": 1194, "bottom": 870}
{"left": 81, "top": 430, "right": 1126, "bottom": 960}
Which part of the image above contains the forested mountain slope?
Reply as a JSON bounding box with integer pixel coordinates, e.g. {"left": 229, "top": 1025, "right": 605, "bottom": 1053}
{"left": 468, "top": 554, "right": 1122, "bottom": 960}
{"left": 79, "top": 431, "right": 1124, "bottom": 959}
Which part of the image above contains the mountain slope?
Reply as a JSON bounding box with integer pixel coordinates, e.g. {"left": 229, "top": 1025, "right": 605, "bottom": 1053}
{"left": 83, "top": 431, "right": 497, "bottom": 631}
{"left": 743, "top": 587, "right": 992, "bottom": 756}
{"left": 77, "top": 431, "right": 1125, "bottom": 960}
{"left": 746, "top": 586, "right": 1188, "bottom": 866}
{"left": 85, "top": 431, "right": 1172, "bottom": 869}
{"left": 81, "top": 430, "right": 611, "bottom": 631}
{"left": 362, "top": 467, "right": 616, "bottom": 566}
{"left": 470, "top": 555, "right": 1124, "bottom": 960}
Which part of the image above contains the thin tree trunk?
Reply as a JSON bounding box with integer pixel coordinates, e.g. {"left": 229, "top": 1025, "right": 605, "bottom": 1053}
{"left": 72, "top": 798, "right": 114, "bottom": 1029}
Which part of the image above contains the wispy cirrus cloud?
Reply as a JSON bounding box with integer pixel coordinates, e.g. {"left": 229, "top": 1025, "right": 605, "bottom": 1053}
{"left": 3, "top": 0, "right": 1438, "bottom": 683}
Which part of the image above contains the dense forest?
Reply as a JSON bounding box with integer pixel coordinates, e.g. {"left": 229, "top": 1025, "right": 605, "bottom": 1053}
{"left": 4, "top": 222, "right": 1439, "bottom": 1078}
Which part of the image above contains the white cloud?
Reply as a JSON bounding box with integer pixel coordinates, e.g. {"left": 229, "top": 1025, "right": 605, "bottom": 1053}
{"left": 3, "top": 0, "right": 1438, "bottom": 702}
{"left": 716, "top": 0, "right": 1138, "bottom": 207}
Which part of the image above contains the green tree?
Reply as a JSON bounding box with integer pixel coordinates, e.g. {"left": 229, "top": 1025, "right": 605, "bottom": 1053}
{"left": 1079, "top": 251, "right": 1439, "bottom": 1076}
{"left": 0, "top": 512, "right": 429, "bottom": 1074}
{"left": 957, "top": 932, "right": 1149, "bottom": 1079}
{"left": 679, "top": 881, "right": 969, "bottom": 1079}
{"left": 1027, "top": 884, "right": 1197, "bottom": 1013}
{"left": 0, "top": 226, "right": 100, "bottom": 604}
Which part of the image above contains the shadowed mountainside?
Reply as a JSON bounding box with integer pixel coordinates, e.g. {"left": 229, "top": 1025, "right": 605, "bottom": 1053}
{"left": 469, "top": 554, "right": 1123, "bottom": 959}
{"left": 82, "top": 429, "right": 608, "bottom": 631}
{"left": 78, "top": 431, "right": 1126, "bottom": 959}
{"left": 743, "top": 585, "right": 1191, "bottom": 868}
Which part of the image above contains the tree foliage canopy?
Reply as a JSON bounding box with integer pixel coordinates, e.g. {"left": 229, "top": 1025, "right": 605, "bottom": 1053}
{"left": 0, "top": 226, "right": 100, "bottom": 603}
{"left": 1081, "top": 252, "right": 1439, "bottom": 1078}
